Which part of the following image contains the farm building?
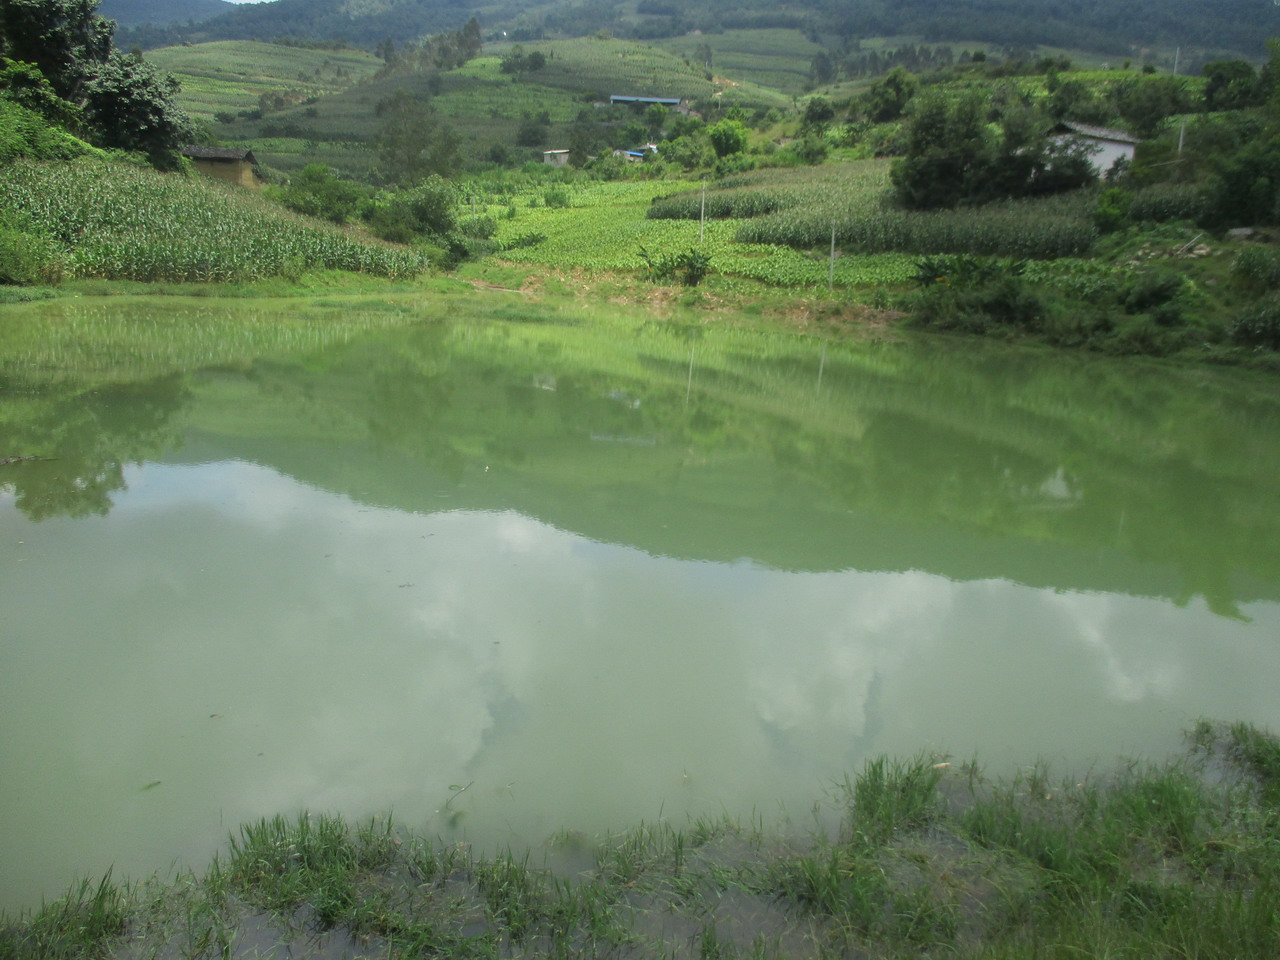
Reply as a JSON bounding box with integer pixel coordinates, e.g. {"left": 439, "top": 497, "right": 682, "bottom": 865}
{"left": 610, "top": 95, "right": 692, "bottom": 115}
{"left": 181, "top": 146, "right": 262, "bottom": 188}
{"left": 543, "top": 149, "right": 571, "bottom": 166}
{"left": 1049, "top": 122, "right": 1139, "bottom": 175}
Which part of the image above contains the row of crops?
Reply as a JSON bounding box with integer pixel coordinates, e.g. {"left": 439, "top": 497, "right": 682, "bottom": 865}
{"left": 2, "top": 160, "right": 428, "bottom": 282}
{"left": 647, "top": 161, "right": 1098, "bottom": 260}
{"left": 486, "top": 177, "right": 918, "bottom": 287}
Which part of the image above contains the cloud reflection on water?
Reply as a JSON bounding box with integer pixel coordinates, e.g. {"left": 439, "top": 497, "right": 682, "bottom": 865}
{"left": 1, "top": 459, "right": 1277, "bottom": 911}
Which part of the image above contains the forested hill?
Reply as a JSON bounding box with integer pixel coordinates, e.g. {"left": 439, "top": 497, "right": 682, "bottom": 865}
{"left": 98, "top": 0, "right": 233, "bottom": 28}
{"left": 120, "top": 0, "right": 1280, "bottom": 60}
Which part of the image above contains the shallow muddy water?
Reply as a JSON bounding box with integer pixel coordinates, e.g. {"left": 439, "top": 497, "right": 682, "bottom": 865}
{"left": 3, "top": 293, "right": 1280, "bottom": 910}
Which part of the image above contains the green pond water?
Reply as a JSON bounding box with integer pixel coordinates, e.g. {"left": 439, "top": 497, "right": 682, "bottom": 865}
{"left": 3, "top": 292, "right": 1280, "bottom": 912}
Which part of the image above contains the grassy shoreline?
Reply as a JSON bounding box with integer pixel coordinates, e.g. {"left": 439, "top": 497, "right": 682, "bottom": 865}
{"left": 4, "top": 721, "right": 1279, "bottom": 959}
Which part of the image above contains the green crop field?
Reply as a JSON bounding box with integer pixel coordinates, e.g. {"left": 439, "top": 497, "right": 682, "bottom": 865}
{"left": 1, "top": 159, "right": 426, "bottom": 281}
{"left": 212, "top": 34, "right": 793, "bottom": 174}
{"left": 148, "top": 41, "right": 382, "bottom": 120}
{"left": 485, "top": 175, "right": 916, "bottom": 288}
{"left": 655, "top": 29, "right": 825, "bottom": 95}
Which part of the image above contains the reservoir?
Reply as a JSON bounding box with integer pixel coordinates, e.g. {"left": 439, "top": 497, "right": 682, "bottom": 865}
{"left": 3, "top": 292, "right": 1279, "bottom": 912}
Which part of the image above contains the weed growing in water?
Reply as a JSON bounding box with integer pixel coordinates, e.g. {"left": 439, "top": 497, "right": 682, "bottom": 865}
{"left": 7, "top": 724, "right": 1280, "bottom": 959}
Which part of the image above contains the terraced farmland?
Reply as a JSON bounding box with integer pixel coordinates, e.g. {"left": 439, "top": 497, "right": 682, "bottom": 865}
{"left": 147, "top": 41, "right": 382, "bottom": 120}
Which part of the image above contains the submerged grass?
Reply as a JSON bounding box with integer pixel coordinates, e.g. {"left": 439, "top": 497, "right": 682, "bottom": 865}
{"left": 5, "top": 722, "right": 1280, "bottom": 959}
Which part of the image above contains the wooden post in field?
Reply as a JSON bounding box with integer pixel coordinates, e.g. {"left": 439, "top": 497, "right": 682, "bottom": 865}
{"left": 699, "top": 181, "right": 706, "bottom": 245}
{"left": 828, "top": 222, "right": 836, "bottom": 291}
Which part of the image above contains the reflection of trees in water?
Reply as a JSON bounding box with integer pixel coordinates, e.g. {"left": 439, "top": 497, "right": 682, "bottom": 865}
{"left": 0, "top": 375, "right": 189, "bottom": 520}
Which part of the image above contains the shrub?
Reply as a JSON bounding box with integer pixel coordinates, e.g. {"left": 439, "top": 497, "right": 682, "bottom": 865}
{"left": 270, "top": 164, "right": 373, "bottom": 224}
{"left": 638, "top": 245, "right": 711, "bottom": 286}
{"left": 1232, "top": 245, "right": 1280, "bottom": 294}
{"left": 458, "top": 215, "right": 496, "bottom": 239}
{"left": 707, "top": 119, "right": 748, "bottom": 158}
{"left": 790, "top": 135, "right": 829, "bottom": 166}
{"left": 1094, "top": 187, "right": 1132, "bottom": 232}
{"left": 0, "top": 99, "right": 94, "bottom": 163}
{"left": 1231, "top": 298, "right": 1280, "bottom": 351}
{"left": 1123, "top": 269, "right": 1184, "bottom": 312}
{"left": 0, "top": 225, "right": 64, "bottom": 284}
{"left": 544, "top": 187, "right": 571, "bottom": 208}
{"left": 1129, "top": 184, "right": 1209, "bottom": 224}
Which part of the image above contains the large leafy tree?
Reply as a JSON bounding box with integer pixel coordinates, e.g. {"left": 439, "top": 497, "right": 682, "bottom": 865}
{"left": 892, "top": 89, "right": 1095, "bottom": 209}
{"left": 375, "top": 89, "right": 460, "bottom": 185}
{"left": 0, "top": 0, "right": 188, "bottom": 161}
{"left": 0, "top": 0, "right": 111, "bottom": 102}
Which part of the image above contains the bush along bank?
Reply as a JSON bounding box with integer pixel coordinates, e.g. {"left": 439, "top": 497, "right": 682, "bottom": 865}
{"left": 905, "top": 232, "right": 1280, "bottom": 366}
{"left": 3, "top": 721, "right": 1280, "bottom": 959}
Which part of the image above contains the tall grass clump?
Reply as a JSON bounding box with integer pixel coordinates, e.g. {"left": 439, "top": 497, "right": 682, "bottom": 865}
{"left": 0, "top": 159, "right": 428, "bottom": 283}
{"left": 0, "top": 872, "right": 130, "bottom": 960}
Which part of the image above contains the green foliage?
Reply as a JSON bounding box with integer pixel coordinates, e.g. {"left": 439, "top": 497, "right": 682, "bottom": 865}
{"left": 843, "top": 755, "right": 943, "bottom": 847}
{"left": 1094, "top": 186, "right": 1132, "bottom": 232}
{"left": 0, "top": 158, "right": 427, "bottom": 281}
{"left": 374, "top": 89, "right": 460, "bottom": 185}
{"left": 662, "top": 131, "right": 715, "bottom": 170}
{"left": 741, "top": 197, "right": 1097, "bottom": 259}
{"left": 891, "top": 89, "right": 1095, "bottom": 210}
{"left": 0, "top": 0, "right": 113, "bottom": 103}
{"left": 0, "top": 57, "right": 82, "bottom": 129}
{"left": 1129, "top": 183, "right": 1209, "bottom": 224}
{"left": 1203, "top": 59, "right": 1264, "bottom": 111}
{"left": 801, "top": 95, "right": 835, "bottom": 130}
{"left": 270, "top": 162, "right": 374, "bottom": 223}
{"left": 862, "top": 66, "right": 918, "bottom": 123}
{"left": 82, "top": 52, "right": 190, "bottom": 160}
{"left": 638, "top": 244, "right": 711, "bottom": 285}
{"left": 543, "top": 187, "right": 570, "bottom": 208}
{"left": 910, "top": 255, "right": 1048, "bottom": 333}
{"left": 0, "top": 871, "right": 129, "bottom": 959}
{"left": 1232, "top": 245, "right": 1280, "bottom": 294}
{"left": 1205, "top": 132, "right": 1280, "bottom": 227}
{"left": 1110, "top": 74, "right": 1193, "bottom": 138}
{"left": 0, "top": 98, "right": 95, "bottom": 163}
{"left": 706, "top": 118, "right": 748, "bottom": 158}
{"left": 0, "top": 223, "right": 65, "bottom": 285}
{"left": 1231, "top": 297, "right": 1280, "bottom": 351}
{"left": 789, "top": 134, "right": 829, "bottom": 165}
{"left": 0, "top": 0, "right": 188, "bottom": 161}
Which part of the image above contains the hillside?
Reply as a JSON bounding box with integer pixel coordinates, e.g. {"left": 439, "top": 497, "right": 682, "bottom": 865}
{"left": 145, "top": 41, "right": 382, "bottom": 120}
{"left": 121, "top": 0, "right": 1280, "bottom": 67}
{"left": 99, "top": 0, "right": 233, "bottom": 27}
{"left": 198, "top": 36, "right": 790, "bottom": 175}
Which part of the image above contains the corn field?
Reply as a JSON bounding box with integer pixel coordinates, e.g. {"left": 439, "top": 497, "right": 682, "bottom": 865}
{"left": 738, "top": 197, "right": 1097, "bottom": 259}
{"left": 2, "top": 159, "right": 428, "bottom": 282}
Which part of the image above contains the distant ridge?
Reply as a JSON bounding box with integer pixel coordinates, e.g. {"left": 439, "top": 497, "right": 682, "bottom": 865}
{"left": 119, "top": 0, "right": 1280, "bottom": 59}
{"left": 99, "top": 0, "right": 235, "bottom": 28}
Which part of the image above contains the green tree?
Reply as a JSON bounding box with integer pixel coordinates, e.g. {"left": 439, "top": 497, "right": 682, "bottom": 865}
{"left": 891, "top": 90, "right": 988, "bottom": 208}
{"left": 643, "top": 102, "right": 669, "bottom": 139}
{"left": 272, "top": 163, "right": 373, "bottom": 223}
{"left": 706, "top": 118, "right": 747, "bottom": 158}
{"left": 1111, "top": 75, "right": 1191, "bottom": 138}
{"left": 802, "top": 96, "right": 836, "bottom": 131}
{"left": 0, "top": 56, "right": 82, "bottom": 128}
{"left": 375, "top": 89, "right": 459, "bottom": 185}
{"left": 1202, "top": 60, "right": 1261, "bottom": 111}
{"left": 0, "top": 0, "right": 111, "bottom": 102}
{"left": 864, "top": 67, "right": 917, "bottom": 122}
{"left": 82, "top": 51, "right": 188, "bottom": 159}
{"left": 0, "top": 0, "right": 188, "bottom": 160}
{"left": 662, "top": 131, "right": 714, "bottom": 170}
{"left": 810, "top": 51, "right": 836, "bottom": 85}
